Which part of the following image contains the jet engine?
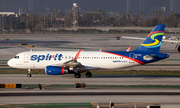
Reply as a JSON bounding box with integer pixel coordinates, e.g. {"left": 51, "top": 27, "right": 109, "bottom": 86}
{"left": 175, "top": 44, "right": 180, "bottom": 53}
{"left": 45, "top": 66, "right": 69, "bottom": 75}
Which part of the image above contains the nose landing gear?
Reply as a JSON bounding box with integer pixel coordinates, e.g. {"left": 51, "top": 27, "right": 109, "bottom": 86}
{"left": 27, "top": 69, "right": 32, "bottom": 77}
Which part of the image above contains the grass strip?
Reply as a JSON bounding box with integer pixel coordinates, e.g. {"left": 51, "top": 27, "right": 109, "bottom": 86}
{"left": 50, "top": 47, "right": 87, "bottom": 49}
{"left": 22, "top": 84, "right": 180, "bottom": 88}
{"left": 0, "top": 47, "right": 12, "bottom": 49}
{"left": 166, "top": 59, "right": 180, "bottom": 61}
{"left": 0, "top": 102, "right": 93, "bottom": 108}
{"left": 0, "top": 68, "right": 17, "bottom": 70}
{"left": 0, "top": 60, "right": 8, "bottom": 62}
{"left": 1, "top": 70, "right": 180, "bottom": 76}
{"left": 91, "top": 39, "right": 109, "bottom": 41}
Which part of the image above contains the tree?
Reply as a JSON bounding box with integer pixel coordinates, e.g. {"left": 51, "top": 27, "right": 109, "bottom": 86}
{"left": 170, "top": 11, "right": 173, "bottom": 15}
{"left": 140, "top": 11, "right": 145, "bottom": 18}
{"left": 132, "top": 14, "right": 136, "bottom": 19}
{"left": 143, "top": 13, "right": 145, "bottom": 17}
{"left": 154, "top": 11, "right": 157, "bottom": 16}
{"left": 152, "top": 11, "right": 154, "bottom": 16}
{"left": 25, "top": 22, "right": 30, "bottom": 29}
{"left": 101, "top": 12, "right": 105, "bottom": 17}
{"left": 39, "top": 11, "right": 43, "bottom": 16}
{"left": 20, "top": 22, "right": 25, "bottom": 29}
{"left": 158, "top": 11, "right": 161, "bottom": 15}
{"left": 118, "top": 11, "right": 121, "bottom": 19}
{"left": 20, "top": 13, "right": 28, "bottom": 22}
{"left": 102, "top": 17, "right": 115, "bottom": 26}
{"left": 57, "top": 11, "right": 65, "bottom": 18}
{"left": 54, "top": 8, "right": 57, "bottom": 18}
{"left": 128, "top": 11, "right": 131, "bottom": 15}
{"left": 112, "top": 13, "right": 115, "bottom": 17}
{"left": 126, "top": 14, "right": 129, "bottom": 19}
{"left": 121, "top": 12, "right": 127, "bottom": 19}
{"left": 140, "top": 11, "right": 143, "bottom": 16}
{"left": 8, "top": 24, "right": 14, "bottom": 29}
{"left": 25, "top": 9, "right": 28, "bottom": 14}
{"left": 118, "top": 11, "right": 121, "bottom": 15}
{"left": 82, "top": 12, "right": 93, "bottom": 26}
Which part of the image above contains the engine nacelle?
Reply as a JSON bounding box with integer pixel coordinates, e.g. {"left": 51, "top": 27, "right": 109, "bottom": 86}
{"left": 45, "top": 66, "right": 68, "bottom": 75}
{"left": 175, "top": 44, "right": 180, "bottom": 53}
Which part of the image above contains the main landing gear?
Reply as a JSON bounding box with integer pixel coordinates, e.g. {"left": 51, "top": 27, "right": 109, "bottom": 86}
{"left": 27, "top": 69, "right": 32, "bottom": 77}
{"left": 74, "top": 71, "right": 92, "bottom": 78}
{"left": 85, "top": 71, "right": 92, "bottom": 78}
{"left": 74, "top": 73, "right": 81, "bottom": 78}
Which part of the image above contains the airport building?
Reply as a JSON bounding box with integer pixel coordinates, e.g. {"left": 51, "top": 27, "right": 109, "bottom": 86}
{"left": 0, "top": 12, "right": 20, "bottom": 29}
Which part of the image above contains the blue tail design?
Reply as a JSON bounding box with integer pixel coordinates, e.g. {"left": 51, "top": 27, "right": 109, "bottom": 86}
{"left": 134, "top": 24, "right": 166, "bottom": 53}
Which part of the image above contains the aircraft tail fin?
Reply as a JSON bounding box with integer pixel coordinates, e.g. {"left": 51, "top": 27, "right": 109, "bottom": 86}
{"left": 134, "top": 24, "right": 166, "bottom": 53}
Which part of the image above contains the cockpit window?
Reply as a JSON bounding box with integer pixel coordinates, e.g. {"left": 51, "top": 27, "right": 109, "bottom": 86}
{"left": 15, "top": 56, "right": 19, "bottom": 59}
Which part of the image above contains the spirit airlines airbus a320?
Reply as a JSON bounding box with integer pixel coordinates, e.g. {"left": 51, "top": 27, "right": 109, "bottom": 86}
{"left": 8, "top": 24, "right": 169, "bottom": 78}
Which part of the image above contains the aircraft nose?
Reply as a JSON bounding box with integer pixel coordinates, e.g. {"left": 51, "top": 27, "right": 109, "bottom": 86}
{"left": 7, "top": 59, "right": 13, "bottom": 67}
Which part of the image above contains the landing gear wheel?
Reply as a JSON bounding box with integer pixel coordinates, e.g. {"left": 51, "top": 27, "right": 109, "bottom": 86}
{"left": 27, "top": 69, "right": 32, "bottom": 77}
{"left": 27, "top": 74, "right": 31, "bottom": 77}
{"left": 85, "top": 72, "right": 92, "bottom": 78}
{"left": 74, "top": 73, "right": 81, "bottom": 78}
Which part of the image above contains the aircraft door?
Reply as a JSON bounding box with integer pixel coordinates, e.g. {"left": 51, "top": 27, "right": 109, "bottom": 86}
{"left": 129, "top": 53, "right": 135, "bottom": 63}
{"left": 24, "top": 53, "right": 29, "bottom": 63}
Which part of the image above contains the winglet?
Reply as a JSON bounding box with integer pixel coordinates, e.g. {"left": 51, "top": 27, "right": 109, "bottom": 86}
{"left": 117, "top": 33, "right": 121, "bottom": 37}
{"left": 127, "top": 46, "right": 132, "bottom": 52}
{"left": 74, "top": 49, "right": 81, "bottom": 60}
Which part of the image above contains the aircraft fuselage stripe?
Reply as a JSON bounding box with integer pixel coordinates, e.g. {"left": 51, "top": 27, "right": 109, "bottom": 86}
{"left": 148, "top": 31, "right": 164, "bottom": 38}
{"left": 101, "top": 51, "right": 145, "bottom": 65}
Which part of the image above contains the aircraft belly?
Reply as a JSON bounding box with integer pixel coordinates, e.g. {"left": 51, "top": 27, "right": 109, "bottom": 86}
{"left": 98, "top": 62, "right": 139, "bottom": 69}
{"left": 81, "top": 59, "right": 140, "bottom": 70}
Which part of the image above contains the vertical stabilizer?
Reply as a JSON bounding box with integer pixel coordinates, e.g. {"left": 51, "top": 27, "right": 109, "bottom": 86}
{"left": 135, "top": 24, "right": 166, "bottom": 53}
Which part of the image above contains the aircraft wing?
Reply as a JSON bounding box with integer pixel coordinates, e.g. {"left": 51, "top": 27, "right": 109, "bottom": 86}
{"left": 118, "top": 34, "right": 180, "bottom": 44}
{"left": 59, "top": 59, "right": 83, "bottom": 68}
{"left": 162, "top": 39, "right": 180, "bottom": 43}
{"left": 120, "top": 36, "right": 145, "bottom": 40}
{"left": 50, "top": 49, "right": 83, "bottom": 69}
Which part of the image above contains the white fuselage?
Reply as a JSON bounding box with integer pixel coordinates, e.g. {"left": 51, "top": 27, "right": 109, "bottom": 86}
{"left": 8, "top": 51, "right": 140, "bottom": 71}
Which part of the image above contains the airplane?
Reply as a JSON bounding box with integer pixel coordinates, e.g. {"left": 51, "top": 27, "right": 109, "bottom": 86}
{"left": 7, "top": 24, "right": 169, "bottom": 78}
{"left": 117, "top": 32, "right": 180, "bottom": 53}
